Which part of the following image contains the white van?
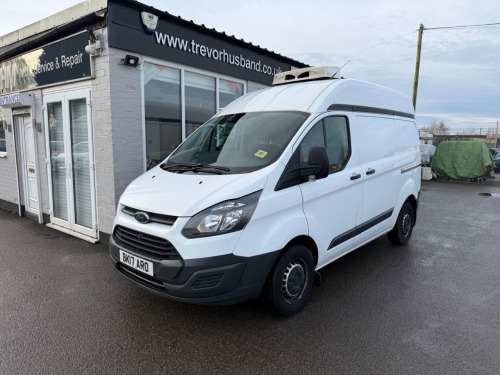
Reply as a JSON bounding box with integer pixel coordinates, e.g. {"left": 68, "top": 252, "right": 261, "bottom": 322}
{"left": 109, "top": 66, "right": 421, "bottom": 316}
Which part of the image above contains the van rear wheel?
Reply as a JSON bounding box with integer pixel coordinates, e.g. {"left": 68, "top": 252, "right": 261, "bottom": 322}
{"left": 388, "top": 202, "right": 414, "bottom": 245}
{"left": 264, "top": 245, "right": 315, "bottom": 316}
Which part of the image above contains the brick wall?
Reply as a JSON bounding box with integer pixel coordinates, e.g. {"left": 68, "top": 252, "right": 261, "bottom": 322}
{"left": 91, "top": 29, "right": 118, "bottom": 236}
{"left": 91, "top": 41, "right": 145, "bottom": 235}
{"left": 108, "top": 48, "right": 144, "bottom": 203}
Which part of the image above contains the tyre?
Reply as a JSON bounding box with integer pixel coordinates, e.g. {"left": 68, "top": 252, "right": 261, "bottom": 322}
{"left": 264, "top": 244, "right": 315, "bottom": 316}
{"left": 387, "top": 202, "right": 415, "bottom": 245}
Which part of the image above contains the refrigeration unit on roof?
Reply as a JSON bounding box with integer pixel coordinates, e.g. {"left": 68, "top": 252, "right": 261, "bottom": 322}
{"left": 272, "top": 66, "right": 342, "bottom": 85}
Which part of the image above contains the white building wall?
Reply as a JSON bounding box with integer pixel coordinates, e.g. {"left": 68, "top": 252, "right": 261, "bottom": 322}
{"left": 89, "top": 41, "right": 145, "bottom": 237}
{"left": 108, "top": 48, "right": 144, "bottom": 205}
{"left": 90, "top": 28, "right": 118, "bottom": 237}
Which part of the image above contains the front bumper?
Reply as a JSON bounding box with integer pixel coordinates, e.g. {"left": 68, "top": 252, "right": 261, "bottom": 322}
{"left": 109, "top": 235, "right": 279, "bottom": 305}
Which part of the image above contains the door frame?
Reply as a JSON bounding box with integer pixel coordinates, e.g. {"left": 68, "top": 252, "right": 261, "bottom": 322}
{"left": 11, "top": 103, "right": 44, "bottom": 224}
{"left": 43, "top": 89, "right": 98, "bottom": 239}
{"left": 15, "top": 113, "right": 37, "bottom": 214}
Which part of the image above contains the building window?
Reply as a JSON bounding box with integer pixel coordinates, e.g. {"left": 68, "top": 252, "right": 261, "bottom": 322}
{"left": 0, "top": 127, "right": 6, "bottom": 154}
{"left": 0, "top": 108, "right": 5, "bottom": 154}
{"left": 143, "top": 62, "right": 245, "bottom": 169}
{"left": 144, "top": 63, "right": 182, "bottom": 168}
{"left": 219, "top": 79, "right": 244, "bottom": 109}
{"left": 185, "top": 71, "right": 215, "bottom": 137}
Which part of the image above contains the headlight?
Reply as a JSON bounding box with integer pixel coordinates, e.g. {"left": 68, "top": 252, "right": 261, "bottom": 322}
{"left": 182, "top": 191, "right": 262, "bottom": 238}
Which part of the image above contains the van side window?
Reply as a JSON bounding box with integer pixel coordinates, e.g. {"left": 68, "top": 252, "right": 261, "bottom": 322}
{"left": 300, "top": 116, "right": 350, "bottom": 173}
{"left": 324, "top": 117, "right": 350, "bottom": 171}
{"left": 300, "top": 122, "right": 324, "bottom": 163}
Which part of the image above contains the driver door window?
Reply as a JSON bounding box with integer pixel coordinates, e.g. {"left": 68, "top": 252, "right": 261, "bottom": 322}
{"left": 300, "top": 116, "right": 350, "bottom": 173}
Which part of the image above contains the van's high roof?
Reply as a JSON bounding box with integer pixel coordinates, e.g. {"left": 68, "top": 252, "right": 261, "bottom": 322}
{"left": 218, "top": 67, "right": 414, "bottom": 118}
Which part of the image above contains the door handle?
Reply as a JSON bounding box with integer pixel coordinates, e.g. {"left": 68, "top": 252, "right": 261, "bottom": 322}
{"left": 66, "top": 163, "right": 72, "bottom": 179}
{"left": 366, "top": 168, "right": 376, "bottom": 175}
{"left": 350, "top": 173, "right": 361, "bottom": 180}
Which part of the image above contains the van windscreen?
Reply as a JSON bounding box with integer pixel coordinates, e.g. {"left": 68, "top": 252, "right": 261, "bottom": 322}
{"left": 164, "top": 111, "right": 309, "bottom": 174}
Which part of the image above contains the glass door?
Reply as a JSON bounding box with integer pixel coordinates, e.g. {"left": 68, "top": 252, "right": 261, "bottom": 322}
{"left": 44, "top": 90, "right": 97, "bottom": 238}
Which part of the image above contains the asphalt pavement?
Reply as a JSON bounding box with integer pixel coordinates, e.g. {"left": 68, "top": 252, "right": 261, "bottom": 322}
{"left": 0, "top": 180, "right": 499, "bottom": 375}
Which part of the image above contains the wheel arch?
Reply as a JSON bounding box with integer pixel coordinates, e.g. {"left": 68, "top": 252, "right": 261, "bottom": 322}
{"left": 269, "top": 235, "right": 319, "bottom": 274}
{"left": 403, "top": 194, "right": 418, "bottom": 226}
{"left": 396, "top": 176, "right": 419, "bottom": 227}
{"left": 263, "top": 236, "right": 318, "bottom": 316}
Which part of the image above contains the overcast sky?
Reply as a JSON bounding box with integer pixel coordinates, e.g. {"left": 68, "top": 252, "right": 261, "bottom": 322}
{"left": 1, "top": 0, "right": 500, "bottom": 132}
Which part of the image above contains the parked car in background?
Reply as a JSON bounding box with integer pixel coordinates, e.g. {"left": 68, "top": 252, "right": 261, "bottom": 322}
{"left": 489, "top": 148, "right": 500, "bottom": 173}
{"left": 420, "top": 144, "right": 436, "bottom": 166}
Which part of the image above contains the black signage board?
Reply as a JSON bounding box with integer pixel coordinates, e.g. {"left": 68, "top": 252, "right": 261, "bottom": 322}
{"left": 108, "top": 1, "right": 306, "bottom": 85}
{"left": 0, "top": 33, "right": 92, "bottom": 95}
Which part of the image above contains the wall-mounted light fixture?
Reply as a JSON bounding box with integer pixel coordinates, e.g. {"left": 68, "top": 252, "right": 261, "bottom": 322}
{"left": 121, "top": 55, "right": 140, "bottom": 67}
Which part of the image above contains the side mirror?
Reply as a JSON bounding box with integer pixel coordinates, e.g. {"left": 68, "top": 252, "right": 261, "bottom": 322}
{"left": 300, "top": 146, "right": 329, "bottom": 180}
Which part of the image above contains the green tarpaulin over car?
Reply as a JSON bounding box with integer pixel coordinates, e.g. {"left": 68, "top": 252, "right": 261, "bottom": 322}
{"left": 431, "top": 141, "right": 495, "bottom": 180}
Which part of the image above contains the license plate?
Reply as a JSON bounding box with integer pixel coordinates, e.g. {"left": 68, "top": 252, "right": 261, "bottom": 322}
{"left": 119, "top": 250, "right": 154, "bottom": 276}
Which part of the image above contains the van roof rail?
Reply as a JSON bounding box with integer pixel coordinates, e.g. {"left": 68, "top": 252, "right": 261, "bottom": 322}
{"left": 272, "top": 66, "right": 342, "bottom": 86}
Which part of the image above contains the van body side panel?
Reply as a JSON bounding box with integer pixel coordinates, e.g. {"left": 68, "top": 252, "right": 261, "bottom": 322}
{"left": 302, "top": 173, "right": 363, "bottom": 270}
{"left": 389, "top": 118, "right": 421, "bottom": 224}
{"left": 232, "top": 185, "right": 308, "bottom": 257}
{"left": 301, "top": 165, "right": 363, "bottom": 269}
{"left": 395, "top": 119, "right": 420, "bottom": 159}
{"left": 395, "top": 117, "right": 421, "bottom": 213}
{"left": 352, "top": 115, "right": 401, "bottom": 241}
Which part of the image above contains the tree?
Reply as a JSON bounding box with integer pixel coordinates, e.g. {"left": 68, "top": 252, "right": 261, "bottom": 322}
{"left": 421, "top": 120, "right": 450, "bottom": 135}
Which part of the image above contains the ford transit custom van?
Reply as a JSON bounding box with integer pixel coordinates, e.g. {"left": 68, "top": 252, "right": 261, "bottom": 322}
{"left": 109, "top": 66, "right": 421, "bottom": 316}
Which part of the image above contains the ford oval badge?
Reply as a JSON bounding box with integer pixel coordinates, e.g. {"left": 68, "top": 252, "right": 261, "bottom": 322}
{"left": 134, "top": 211, "right": 150, "bottom": 224}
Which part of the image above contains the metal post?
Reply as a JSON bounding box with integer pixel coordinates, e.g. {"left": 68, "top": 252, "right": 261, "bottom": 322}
{"left": 496, "top": 121, "right": 499, "bottom": 147}
{"left": 412, "top": 24, "right": 424, "bottom": 110}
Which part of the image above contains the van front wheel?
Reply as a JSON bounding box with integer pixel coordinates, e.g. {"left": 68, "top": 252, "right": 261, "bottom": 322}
{"left": 265, "top": 245, "right": 315, "bottom": 316}
{"left": 388, "top": 202, "right": 414, "bottom": 245}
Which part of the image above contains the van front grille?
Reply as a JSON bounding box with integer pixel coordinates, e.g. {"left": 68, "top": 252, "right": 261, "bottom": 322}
{"left": 114, "top": 225, "right": 181, "bottom": 260}
{"left": 121, "top": 206, "right": 177, "bottom": 225}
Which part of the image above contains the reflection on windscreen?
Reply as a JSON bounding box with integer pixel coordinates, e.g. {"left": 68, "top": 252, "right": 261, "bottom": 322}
{"left": 167, "top": 111, "right": 309, "bottom": 173}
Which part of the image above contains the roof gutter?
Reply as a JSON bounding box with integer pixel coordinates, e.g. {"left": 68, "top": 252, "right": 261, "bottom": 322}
{"left": 0, "top": 12, "right": 106, "bottom": 61}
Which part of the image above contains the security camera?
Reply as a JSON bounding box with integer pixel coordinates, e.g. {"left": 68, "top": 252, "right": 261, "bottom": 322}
{"left": 85, "top": 44, "right": 96, "bottom": 55}
{"left": 85, "top": 40, "right": 101, "bottom": 56}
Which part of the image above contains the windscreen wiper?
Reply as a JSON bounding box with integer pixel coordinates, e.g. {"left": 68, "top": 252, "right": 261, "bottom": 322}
{"left": 160, "top": 163, "right": 230, "bottom": 174}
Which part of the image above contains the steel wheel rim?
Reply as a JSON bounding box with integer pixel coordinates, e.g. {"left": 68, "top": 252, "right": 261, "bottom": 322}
{"left": 281, "top": 258, "right": 307, "bottom": 302}
{"left": 401, "top": 212, "right": 412, "bottom": 237}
